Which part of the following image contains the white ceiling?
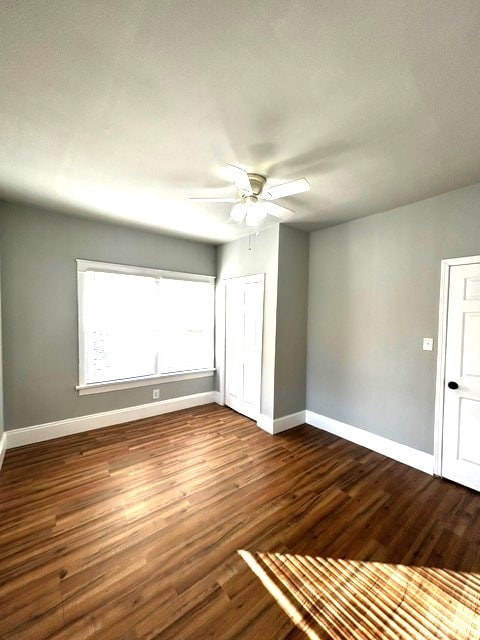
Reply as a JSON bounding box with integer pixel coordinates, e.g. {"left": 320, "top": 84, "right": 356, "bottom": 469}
{"left": 1, "top": 0, "right": 479, "bottom": 244}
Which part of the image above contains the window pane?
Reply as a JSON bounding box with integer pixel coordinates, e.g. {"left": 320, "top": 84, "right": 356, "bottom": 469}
{"left": 160, "top": 279, "right": 214, "bottom": 373}
{"left": 83, "top": 271, "right": 158, "bottom": 383}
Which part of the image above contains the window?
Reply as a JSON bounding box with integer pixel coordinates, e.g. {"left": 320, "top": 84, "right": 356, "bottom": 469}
{"left": 77, "top": 260, "right": 215, "bottom": 394}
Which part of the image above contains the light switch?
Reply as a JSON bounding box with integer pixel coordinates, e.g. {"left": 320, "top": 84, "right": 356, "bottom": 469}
{"left": 423, "top": 337, "right": 433, "bottom": 351}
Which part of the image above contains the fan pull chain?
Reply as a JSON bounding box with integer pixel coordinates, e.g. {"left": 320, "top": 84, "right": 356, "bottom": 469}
{"left": 248, "top": 230, "right": 260, "bottom": 251}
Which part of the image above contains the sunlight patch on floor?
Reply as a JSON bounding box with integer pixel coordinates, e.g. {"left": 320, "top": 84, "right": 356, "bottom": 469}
{"left": 239, "top": 550, "right": 480, "bottom": 640}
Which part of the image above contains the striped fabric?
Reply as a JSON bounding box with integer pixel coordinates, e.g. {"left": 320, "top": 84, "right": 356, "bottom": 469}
{"left": 240, "top": 551, "right": 480, "bottom": 639}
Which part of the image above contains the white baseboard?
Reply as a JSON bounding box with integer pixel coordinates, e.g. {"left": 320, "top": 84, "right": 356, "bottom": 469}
{"left": 6, "top": 391, "right": 216, "bottom": 449}
{"left": 3, "top": 400, "right": 433, "bottom": 478}
{"left": 305, "top": 410, "right": 434, "bottom": 475}
{"left": 213, "top": 391, "right": 224, "bottom": 405}
{"left": 272, "top": 411, "right": 306, "bottom": 434}
{"left": 0, "top": 432, "right": 6, "bottom": 470}
{"left": 257, "top": 410, "right": 306, "bottom": 435}
{"left": 257, "top": 414, "right": 274, "bottom": 434}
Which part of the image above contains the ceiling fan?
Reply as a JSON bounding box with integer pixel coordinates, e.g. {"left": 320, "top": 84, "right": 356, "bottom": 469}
{"left": 190, "top": 165, "right": 310, "bottom": 227}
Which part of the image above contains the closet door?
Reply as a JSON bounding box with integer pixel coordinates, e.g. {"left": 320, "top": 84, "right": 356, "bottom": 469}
{"left": 225, "top": 274, "right": 264, "bottom": 420}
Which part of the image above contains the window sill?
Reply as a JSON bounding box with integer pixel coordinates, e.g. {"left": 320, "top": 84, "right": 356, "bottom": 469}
{"left": 76, "top": 369, "right": 215, "bottom": 396}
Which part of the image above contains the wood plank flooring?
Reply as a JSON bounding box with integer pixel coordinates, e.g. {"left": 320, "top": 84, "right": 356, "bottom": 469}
{"left": 1, "top": 403, "right": 480, "bottom": 639}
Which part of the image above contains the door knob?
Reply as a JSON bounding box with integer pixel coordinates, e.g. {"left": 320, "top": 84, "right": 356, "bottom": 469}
{"left": 447, "top": 381, "right": 459, "bottom": 390}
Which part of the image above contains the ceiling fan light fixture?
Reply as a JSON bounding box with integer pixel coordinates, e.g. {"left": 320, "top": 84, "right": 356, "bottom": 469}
{"left": 245, "top": 211, "right": 259, "bottom": 227}
{"left": 230, "top": 202, "right": 247, "bottom": 223}
{"left": 245, "top": 204, "right": 268, "bottom": 227}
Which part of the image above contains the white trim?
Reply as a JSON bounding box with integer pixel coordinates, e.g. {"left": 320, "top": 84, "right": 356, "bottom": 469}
{"left": 272, "top": 411, "right": 306, "bottom": 434}
{"left": 433, "top": 254, "right": 480, "bottom": 477}
{"left": 77, "top": 369, "right": 214, "bottom": 395}
{"left": 213, "top": 391, "right": 224, "bottom": 405}
{"left": 77, "top": 270, "right": 86, "bottom": 387}
{"left": 305, "top": 411, "right": 434, "bottom": 475}
{"left": 6, "top": 391, "right": 216, "bottom": 449}
{"left": 0, "top": 432, "right": 6, "bottom": 471}
{"left": 432, "top": 254, "right": 480, "bottom": 268}
{"left": 433, "top": 260, "right": 450, "bottom": 476}
{"left": 76, "top": 259, "right": 215, "bottom": 283}
{"left": 222, "top": 273, "right": 267, "bottom": 284}
{"left": 256, "top": 411, "right": 306, "bottom": 435}
{"left": 215, "top": 280, "right": 227, "bottom": 406}
{"left": 77, "top": 262, "right": 215, "bottom": 392}
{"left": 257, "top": 414, "right": 274, "bottom": 434}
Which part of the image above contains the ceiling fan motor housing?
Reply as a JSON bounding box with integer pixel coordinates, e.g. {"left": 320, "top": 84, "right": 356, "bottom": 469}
{"left": 246, "top": 173, "right": 266, "bottom": 196}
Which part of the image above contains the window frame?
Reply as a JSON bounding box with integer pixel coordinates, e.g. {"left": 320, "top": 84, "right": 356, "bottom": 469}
{"left": 76, "top": 259, "right": 215, "bottom": 396}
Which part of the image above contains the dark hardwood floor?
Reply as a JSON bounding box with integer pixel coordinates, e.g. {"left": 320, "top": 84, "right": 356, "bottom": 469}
{"left": 1, "top": 404, "right": 479, "bottom": 639}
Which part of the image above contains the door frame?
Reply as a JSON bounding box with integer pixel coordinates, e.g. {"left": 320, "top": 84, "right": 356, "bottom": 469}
{"left": 215, "top": 273, "right": 265, "bottom": 413}
{"left": 434, "top": 254, "right": 480, "bottom": 476}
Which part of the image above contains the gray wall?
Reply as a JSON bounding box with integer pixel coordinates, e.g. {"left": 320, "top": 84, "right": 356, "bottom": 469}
{"left": 216, "top": 225, "right": 279, "bottom": 418}
{"left": 274, "top": 226, "right": 309, "bottom": 418}
{"left": 0, "top": 201, "right": 216, "bottom": 430}
{"left": 307, "top": 182, "right": 480, "bottom": 453}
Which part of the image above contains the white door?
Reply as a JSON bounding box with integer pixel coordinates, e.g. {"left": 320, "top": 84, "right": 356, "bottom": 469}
{"left": 442, "top": 261, "right": 480, "bottom": 491}
{"left": 225, "top": 274, "right": 264, "bottom": 420}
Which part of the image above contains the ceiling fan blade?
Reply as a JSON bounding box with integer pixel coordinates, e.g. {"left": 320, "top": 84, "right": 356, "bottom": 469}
{"left": 263, "top": 177, "right": 310, "bottom": 200}
{"left": 262, "top": 201, "right": 296, "bottom": 220}
{"left": 190, "top": 197, "right": 238, "bottom": 203}
{"left": 227, "top": 164, "right": 253, "bottom": 196}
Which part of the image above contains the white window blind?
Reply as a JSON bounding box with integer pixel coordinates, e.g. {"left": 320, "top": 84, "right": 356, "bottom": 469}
{"left": 160, "top": 278, "right": 215, "bottom": 374}
{"left": 83, "top": 271, "right": 159, "bottom": 384}
{"left": 77, "top": 260, "right": 214, "bottom": 390}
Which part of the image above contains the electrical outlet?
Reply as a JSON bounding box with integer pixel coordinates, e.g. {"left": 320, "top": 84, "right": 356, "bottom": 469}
{"left": 423, "top": 337, "right": 433, "bottom": 351}
{"left": 153, "top": 389, "right": 160, "bottom": 400}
